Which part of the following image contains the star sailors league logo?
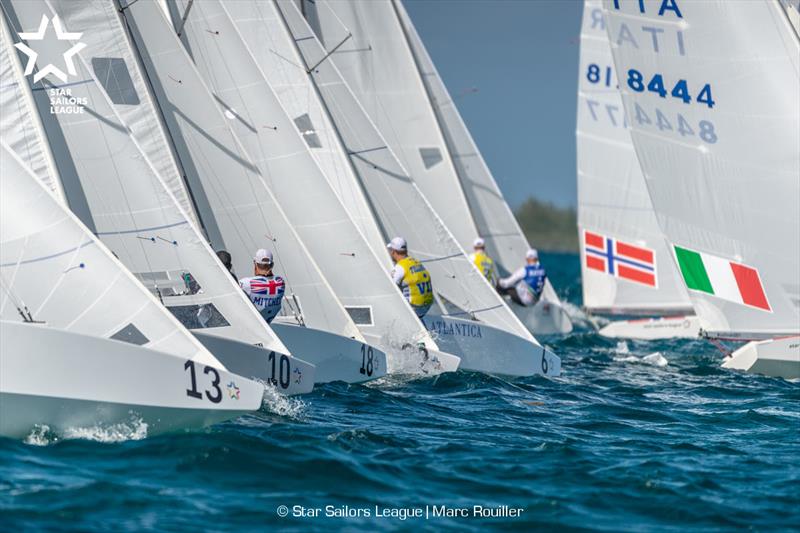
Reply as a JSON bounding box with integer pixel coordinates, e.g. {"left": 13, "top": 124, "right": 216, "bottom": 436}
{"left": 14, "top": 15, "right": 86, "bottom": 84}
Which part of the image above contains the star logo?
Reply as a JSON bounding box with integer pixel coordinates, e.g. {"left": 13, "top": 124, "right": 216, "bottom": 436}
{"left": 227, "top": 381, "right": 240, "bottom": 400}
{"left": 14, "top": 15, "right": 86, "bottom": 84}
{"left": 293, "top": 367, "right": 303, "bottom": 385}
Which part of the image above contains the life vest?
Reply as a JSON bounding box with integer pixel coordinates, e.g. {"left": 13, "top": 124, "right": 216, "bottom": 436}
{"left": 472, "top": 251, "right": 495, "bottom": 282}
{"left": 523, "top": 264, "right": 546, "bottom": 295}
{"left": 397, "top": 256, "right": 434, "bottom": 308}
{"left": 239, "top": 275, "right": 286, "bottom": 323}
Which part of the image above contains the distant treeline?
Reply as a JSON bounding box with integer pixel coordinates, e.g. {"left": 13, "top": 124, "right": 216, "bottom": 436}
{"left": 514, "top": 197, "right": 578, "bottom": 253}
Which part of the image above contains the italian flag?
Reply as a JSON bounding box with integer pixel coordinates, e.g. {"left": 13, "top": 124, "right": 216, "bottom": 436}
{"left": 673, "top": 245, "right": 771, "bottom": 312}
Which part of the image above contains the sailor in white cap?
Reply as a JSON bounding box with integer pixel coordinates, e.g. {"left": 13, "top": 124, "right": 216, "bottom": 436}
{"left": 238, "top": 248, "right": 286, "bottom": 323}
{"left": 387, "top": 237, "right": 434, "bottom": 318}
{"left": 497, "top": 248, "right": 547, "bottom": 307}
{"left": 468, "top": 237, "right": 497, "bottom": 285}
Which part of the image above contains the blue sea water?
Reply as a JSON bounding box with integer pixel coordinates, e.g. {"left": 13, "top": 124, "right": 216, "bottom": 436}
{"left": 1, "top": 252, "right": 798, "bottom": 532}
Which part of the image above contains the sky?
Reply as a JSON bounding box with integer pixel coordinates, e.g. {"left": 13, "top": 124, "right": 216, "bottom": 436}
{"left": 404, "top": 0, "right": 583, "bottom": 209}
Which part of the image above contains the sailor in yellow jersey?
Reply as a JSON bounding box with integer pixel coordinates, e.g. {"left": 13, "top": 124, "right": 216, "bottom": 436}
{"left": 387, "top": 236, "right": 434, "bottom": 318}
{"left": 468, "top": 237, "right": 497, "bottom": 285}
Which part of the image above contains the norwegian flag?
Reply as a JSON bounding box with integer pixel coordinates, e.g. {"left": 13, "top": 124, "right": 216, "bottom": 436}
{"left": 583, "top": 230, "right": 657, "bottom": 288}
{"left": 250, "top": 277, "right": 285, "bottom": 296}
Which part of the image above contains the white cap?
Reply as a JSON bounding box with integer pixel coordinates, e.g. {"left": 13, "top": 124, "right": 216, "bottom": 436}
{"left": 254, "top": 248, "right": 273, "bottom": 265}
{"left": 526, "top": 248, "right": 539, "bottom": 260}
{"left": 473, "top": 237, "right": 485, "bottom": 248}
{"left": 386, "top": 236, "right": 407, "bottom": 252}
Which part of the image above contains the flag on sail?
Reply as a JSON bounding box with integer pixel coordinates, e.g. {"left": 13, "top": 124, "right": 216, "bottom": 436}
{"left": 673, "top": 246, "right": 771, "bottom": 312}
{"left": 583, "top": 230, "right": 657, "bottom": 288}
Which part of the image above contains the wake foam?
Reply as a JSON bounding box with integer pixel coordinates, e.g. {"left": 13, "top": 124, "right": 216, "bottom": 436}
{"left": 24, "top": 415, "right": 149, "bottom": 446}
{"left": 614, "top": 352, "right": 669, "bottom": 367}
{"left": 257, "top": 380, "right": 307, "bottom": 420}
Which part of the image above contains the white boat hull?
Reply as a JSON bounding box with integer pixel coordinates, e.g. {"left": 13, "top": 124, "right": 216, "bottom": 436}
{"left": 271, "top": 322, "right": 387, "bottom": 384}
{"left": 193, "top": 332, "right": 315, "bottom": 395}
{"left": 422, "top": 315, "right": 561, "bottom": 378}
{"left": 0, "top": 321, "right": 263, "bottom": 440}
{"left": 598, "top": 316, "right": 702, "bottom": 340}
{"left": 507, "top": 296, "right": 573, "bottom": 336}
{"left": 722, "top": 336, "right": 800, "bottom": 380}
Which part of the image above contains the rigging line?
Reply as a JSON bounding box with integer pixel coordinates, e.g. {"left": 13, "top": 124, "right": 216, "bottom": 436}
{"left": 306, "top": 32, "right": 352, "bottom": 73}
{"left": 0, "top": 272, "right": 28, "bottom": 319}
{"left": 175, "top": 0, "right": 196, "bottom": 38}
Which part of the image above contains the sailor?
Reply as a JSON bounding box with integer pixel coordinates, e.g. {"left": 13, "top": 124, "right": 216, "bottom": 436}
{"left": 497, "top": 248, "right": 546, "bottom": 307}
{"left": 216, "top": 250, "right": 237, "bottom": 280}
{"left": 468, "top": 237, "right": 497, "bottom": 285}
{"left": 387, "top": 236, "right": 434, "bottom": 318}
{"left": 238, "top": 248, "right": 286, "bottom": 323}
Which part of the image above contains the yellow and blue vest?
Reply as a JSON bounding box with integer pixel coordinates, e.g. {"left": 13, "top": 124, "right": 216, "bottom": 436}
{"left": 397, "top": 256, "right": 434, "bottom": 309}
{"left": 472, "top": 250, "right": 496, "bottom": 283}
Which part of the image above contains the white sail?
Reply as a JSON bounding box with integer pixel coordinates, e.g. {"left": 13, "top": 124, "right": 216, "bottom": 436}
{"left": 309, "top": 0, "right": 480, "bottom": 250}
{"left": 0, "top": 12, "right": 61, "bottom": 201}
{"left": 576, "top": 0, "right": 693, "bottom": 316}
{"left": 393, "top": 1, "right": 572, "bottom": 334}
{"left": 171, "top": 0, "right": 435, "bottom": 349}
{"left": 0, "top": 139, "right": 219, "bottom": 367}
{"left": 224, "top": 0, "right": 389, "bottom": 268}
{"left": 602, "top": 0, "right": 800, "bottom": 339}
{"left": 4, "top": 0, "right": 292, "bottom": 357}
{"left": 121, "top": 0, "right": 359, "bottom": 341}
{"left": 278, "top": 0, "right": 538, "bottom": 343}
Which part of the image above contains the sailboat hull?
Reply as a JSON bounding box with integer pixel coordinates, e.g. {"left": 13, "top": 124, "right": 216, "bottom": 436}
{"left": 598, "top": 316, "right": 702, "bottom": 340}
{"left": 0, "top": 322, "right": 263, "bottom": 440}
{"left": 422, "top": 315, "right": 561, "bottom": 378}
{"left": 362, "top": 333, "right": 461, "bottom": 377}
{"left": 193, "top": 332, "right": 315, "bottom": 395}
{"left": 506, "top": 296, "right": 573, "bottom": 336}
{"left": 722, "top": 336, "right": 800, "bottom": 380}
{"left": 271, "top": 322, "right": 387, "bottom": 384}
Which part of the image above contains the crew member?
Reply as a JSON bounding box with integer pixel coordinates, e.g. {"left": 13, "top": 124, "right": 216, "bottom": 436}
{"left": 468, "top": 237, "right": 497, "bottom": 285}
{"left": 497, "top": 248, "right": 546, "bottom": 307}
{"left": 216, "top": 250, "right": 236, "bottom": 280}
{"left": 239, "top": 248, "right": 285, "bottom": 323}
{"left": 387, "top": 237, "right": 434, "bottom": 318}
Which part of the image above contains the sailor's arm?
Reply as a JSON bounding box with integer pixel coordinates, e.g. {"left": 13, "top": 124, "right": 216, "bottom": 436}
{"left": 390, "top": 264, "right": 406, "bottom": 286}
{"left": 498, "top": 267, "right": 525, "bottom": 289}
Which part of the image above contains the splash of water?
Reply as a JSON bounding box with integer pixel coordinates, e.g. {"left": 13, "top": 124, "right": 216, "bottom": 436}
{"left": 23, "top": 416, "right": 148, "bottom": 446}
{"left": 257, "top": 380, "right": 307, "bottom": 420}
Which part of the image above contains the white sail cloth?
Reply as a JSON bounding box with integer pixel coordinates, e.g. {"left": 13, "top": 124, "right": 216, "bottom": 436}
{"left": 4, "top": 0, "right": 291, "bottom": 355}
{"left": 224, "top": 0, "right": 390, "bottom": 268}
{"left": 277, "top": 0, "right": 537, "bottom": 342}
{"left": 602, "top": 0, "right": 800, "bottom": 337}
{"left": 576, "top": 0, "right": 693, "bottom": 315}
{"left": 171, "top": 0, "right": 434, "bottom": 348}
{"left": 122, "top": 0, "right": 364, "bottom": 341}
{"left": 0, "top": 13, "right": 61, "bottom": 202}
{"left": 0, "top": 140, "right": 220, "bottom": 367}
{"left": 309, "top": 0, "right": 480, "bottom": 251}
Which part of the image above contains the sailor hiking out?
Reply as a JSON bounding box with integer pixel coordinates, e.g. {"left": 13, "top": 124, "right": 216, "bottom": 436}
{"left": 387, "top": 237, "right": 434, "bottom": 318}
{"left": 469, "top": 237, "right": 497, "bottom": 285}
{"left": 239, "top": 249, "right": 286, "bottom": 323}
{"left": 498, "top": 248, "right": 546, "bottom": 307}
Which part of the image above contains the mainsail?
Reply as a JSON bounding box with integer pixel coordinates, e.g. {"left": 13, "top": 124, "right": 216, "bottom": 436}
{"left": 278, "top": 0, "right": 538, "bottom": 342}
{"left": 170, "top": 0, "right": 436, "bottom": 348}
{"left": 3, "top": 0, "right": 292, "bottom": 355}
{"left": 576, "top": 0, "right": 693, "bottom": 316}
{"left": 0, "top": 139, "right": 220, "bottom": 367}
{"left": 308, "top": 0, "right": 480, "bottom": 250}
{"left": 121, "top": 0, "right": 363, "bottom": 341}
{"left": 602, "top": 0, "right": 800, "bottom": 338}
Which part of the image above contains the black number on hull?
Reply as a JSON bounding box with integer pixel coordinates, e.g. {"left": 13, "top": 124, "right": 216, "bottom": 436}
{"left": 268, "top": 351, "right": 291, "bottom": 389}
{"left": 185, "top": 360, "right": 223, "bottom": 402}
{"left": 359, "top": 344, "right": 375, "bottom": 376}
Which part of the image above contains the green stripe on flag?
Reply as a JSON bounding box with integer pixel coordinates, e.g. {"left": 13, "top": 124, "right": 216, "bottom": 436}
{"left": 674, "top": 246, "right": 714, "bottom": 294}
